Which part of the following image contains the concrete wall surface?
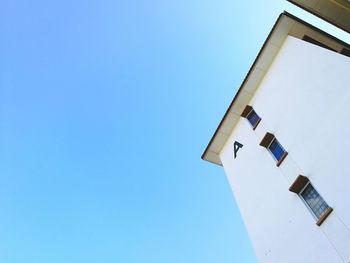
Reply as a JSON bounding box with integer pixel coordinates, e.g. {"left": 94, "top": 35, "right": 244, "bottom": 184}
{"left": 220, "top": 36, "right": 350, "bottom": 263}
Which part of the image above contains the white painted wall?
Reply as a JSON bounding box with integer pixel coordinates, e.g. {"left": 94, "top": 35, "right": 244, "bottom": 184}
{"left": 220, "top": 36, "right": 350, "bottom": 263}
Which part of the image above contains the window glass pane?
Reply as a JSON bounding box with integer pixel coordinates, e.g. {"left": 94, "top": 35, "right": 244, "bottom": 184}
{"left": 247, "top": 110, "right": 260, "bottom": 127}
{"left": 268, "top": 138, "right": 285, "bottom": 161}
{"left": 301, "top": 184, "right": 329, "bottom": 219}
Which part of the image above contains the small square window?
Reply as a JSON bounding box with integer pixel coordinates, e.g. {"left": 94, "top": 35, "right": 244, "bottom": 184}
{"left": 246, "top": 110, "right": 261, "bottom": 129}
{"left": 268, "top": 138, "right": 286, "bottom": 162}
{"left": 241, "top": 105, "right": 261, "bottom": 130}
{"left": 260, "top": 133, "right": 288, "bottom": 167}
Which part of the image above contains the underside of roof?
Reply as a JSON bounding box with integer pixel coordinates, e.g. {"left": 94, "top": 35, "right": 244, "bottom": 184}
{"left": 288, "top": 0, "right": 350, "bottom": 34}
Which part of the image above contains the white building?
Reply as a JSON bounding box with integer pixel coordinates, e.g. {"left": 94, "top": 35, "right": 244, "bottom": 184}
{"left": 202, "top": 12, "right": 350, "bottom": 263}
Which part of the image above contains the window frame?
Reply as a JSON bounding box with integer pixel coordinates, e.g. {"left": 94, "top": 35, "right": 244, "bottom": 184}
{"left": 289, "top": 175, "right": 333, "bottom": 226}
{"left": 260, "top": 133, "right": 288, "bottom": 167}
{"left": 246, "top": 109, "right": 261, "bottom": 130}
{"left": 241, "top": 105, "right": 261, "bottom": 130}
{"left": 267, "top": 138, "right": 287, "bottom": 165}
{"left": 299, "top": 182, "right": 328, "bottom": 220}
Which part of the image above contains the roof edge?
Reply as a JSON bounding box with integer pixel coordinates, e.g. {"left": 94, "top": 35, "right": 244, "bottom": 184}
{"left": 287, "top": 0, "right": 350, "bottom": 34}
{"left": 201, "top": 12, "right": 285, "bottom": 164}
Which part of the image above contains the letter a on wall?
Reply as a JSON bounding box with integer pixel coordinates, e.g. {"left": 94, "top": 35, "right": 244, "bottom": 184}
{"left": 233, "top": 141, "right": 243, "bottom": 159}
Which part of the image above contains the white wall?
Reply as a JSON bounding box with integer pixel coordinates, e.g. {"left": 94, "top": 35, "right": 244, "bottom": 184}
{"left": 220, "top": 36, "right": 350, "bottom": 263}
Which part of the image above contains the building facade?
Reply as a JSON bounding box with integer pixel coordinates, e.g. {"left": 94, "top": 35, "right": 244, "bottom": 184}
{"left": 202, "top": 12, "right": 350, "bottom": 263}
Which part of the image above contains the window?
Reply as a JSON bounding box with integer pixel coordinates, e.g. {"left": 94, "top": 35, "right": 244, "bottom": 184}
{"left": 268, "top": 138, "right": 286, "bottom": 162}
{"left": 247, "top": 110, "right": 261, "bottom": 128}
{"left": 300, "top": 183, "right": 329, "bottom": 219}
{"left": 259, "top": 132, "right": 288, "bottom": 166}
{"left": 241, "top": 105, "right": 261, "bottom": 130}
{"left": 289, "top": 175, "right": 333, "bottom": 226}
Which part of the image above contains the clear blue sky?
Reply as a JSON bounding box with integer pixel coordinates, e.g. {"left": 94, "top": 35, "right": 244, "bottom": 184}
{"left": 0, "top": 1, "right": 348, "bottom": 262}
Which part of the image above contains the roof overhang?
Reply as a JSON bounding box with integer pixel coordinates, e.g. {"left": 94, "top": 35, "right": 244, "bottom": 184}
{"left": 288, "top": 0, "right": 350, "bottom": 34}
{"left": 202, "top": 11, "right": 350, "bottom": 166}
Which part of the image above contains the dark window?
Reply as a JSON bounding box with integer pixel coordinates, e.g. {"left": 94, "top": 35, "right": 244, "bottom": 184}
{"left": 268, "top": 138, "right": 285, "bottom": 161}
{"left": 260, "top": 133, "right": 288, "bottom": 167}
{"left": 246, "top": 110, "right": 261, "bottom": 129}
{"left": 241, "top": 105, "right": 261, "bottom": 130}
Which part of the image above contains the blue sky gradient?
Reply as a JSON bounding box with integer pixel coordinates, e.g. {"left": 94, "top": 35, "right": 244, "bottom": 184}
{"left": 1, "top": 1, "right": 348, "bottom": 262}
